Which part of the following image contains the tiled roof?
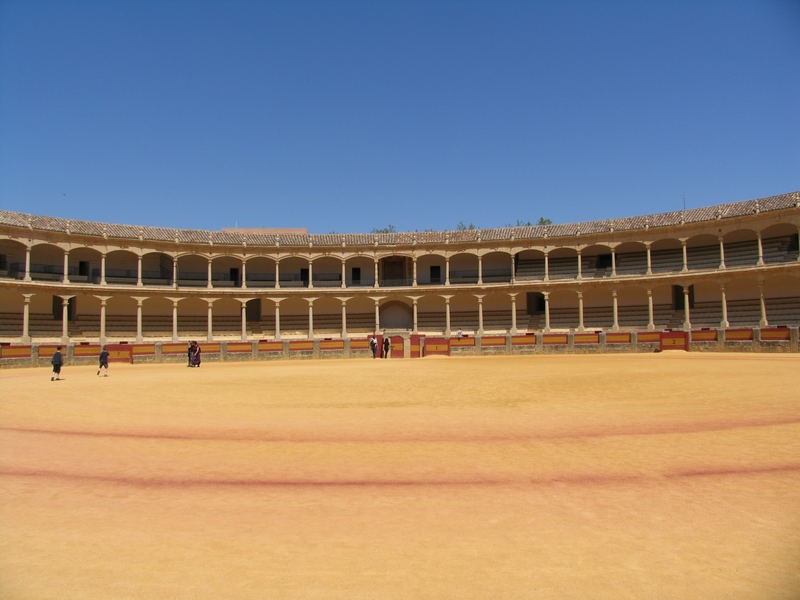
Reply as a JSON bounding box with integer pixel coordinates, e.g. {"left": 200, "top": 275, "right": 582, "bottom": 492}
{"left": 0, "top": 192, "right": 797, "bottom": 248}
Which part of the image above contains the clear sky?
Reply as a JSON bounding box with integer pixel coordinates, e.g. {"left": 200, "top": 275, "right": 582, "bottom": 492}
{"left": 1, "top": 0, "right": 798, "bottom": 233}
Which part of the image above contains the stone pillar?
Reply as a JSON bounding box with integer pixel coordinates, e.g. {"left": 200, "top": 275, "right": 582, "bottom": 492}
{"left": 60, "top": 295, "right": 73, "bottom": 342}
{"left": 275, "top": 260, "right": 281, "bottom": 289}
{"left": 759, "top": 284, "right": 768, "bottom": 327}
{"left": 134, "top": 297, "right": 145, "bottom": 343}
{"left": 308, "top": 261, "right": 314, "bottom": 288}
{"left": 682, "top": 286, "right": 692, "bottom": 331}
{"left": 172, "top": 256, "right": 178, "bottom": 289}
{"left": 476, "top": 295, "right": 485, "bottom": 334}
{"left": 412, "top": 257, "right": 418, "bottom": 287}
{"left": 611, "top": 249, "right": 617, "bottom": 277}
{"left": 576, "top": 250, "right": 582, "bottom": 279}
{"left": 444, "top": 296, "right": 452, "bottom": 336}
{"left": 718, "top": 237, "right": 726, "bottom": 269}
{"left": 137, "top": 255, "right": 143, "bottom": 287}
{"left": 374, "top": 259, "right": 380, "bottom": 288}
{"left": 647, "top": 289, "right": 655, "bottom": 331}
{"left": 240, "top": 300, "right": 248, "bottom": 341}
{"left": 509, "top": 293, "right": 517, "bottom": 333}
{"left": 340, "top": 298, "right": 348, "bottom": 338}
{"left": 543, "top": 291, "right": 551, "bottom": 332}
{"left": 510, "top": 254, "right": 516, "bottom": 284}
{"left": 757, "top": 232, "right": 764, "bottom": 266}
{"left": 577, "top": 291, "right": 585, "bottom": 332}
{"left": 307, "top": 298, "right": 315, "bottom": 338}
{"left": 24, "top": 245, "right": 32, "bottom": 281}
{"left": 205, "top": 298, "right": 214, "bottom": 341}
{"left": 611, "top": 289, "right": 619, "bottom": 331}
{"left": 412, "top": 298, "right": 418, "bottom": 333}
{"left": 22, "top": 294, "right": 32, "bottom": 342}
{"left": 373, "top": 298, "right": 380, "bottom": 333}
{"left": 98, "top": 297, "right": 108, "bottom": 344}
{"left": 241, "top": 260, "right": 248, "bottom": 288}
{"left": 720, "top": 285, "right": 729, "bottom": 329}
{"left": 274, "top": 299, "right": 282, "bottom": 340}
{"left": 206, "top": 258, "right": 213, "bottom": 289}
{"left": 477, "top": 255, "right": 483, "bottom": 285}
{"left": 445, "top": 257, "right": 451, "bottom": 285}
{"left": 681, "top": 240, "right": 688, "bottom": 272}
{"left": 100, "top": 253, "right": 107, "bottom": 284}
{"left": 170, "top": 298, "right": 180, "bottom": 341}
{"left": 341, "top": 260, "right": 346, "bottom": 288}
{"left": 62, "top": 251, "right": 70, "bottom": 284}
{"left": 645, "top": 244, "right": 652, "bottom": 275}
{"left": 544, "top": 252, "right": 549, "bottom": 281}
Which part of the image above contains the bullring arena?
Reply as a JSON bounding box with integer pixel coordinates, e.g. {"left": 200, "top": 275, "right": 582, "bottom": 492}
{"left": 1, "top": 192, "right": 800, "bottom": 598}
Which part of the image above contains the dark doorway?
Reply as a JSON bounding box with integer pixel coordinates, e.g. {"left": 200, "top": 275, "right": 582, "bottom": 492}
{"left": 53, "top": 296, "right": 75, "bottom": 321}
{"left": 672, "top": 285, "right": 694, "bottom": 310}
{"left": 78, "top": 261, "right": 90, "bottom": 276}
{"left": 430, "top": 265, "right": 441, "bottom": 284}
{"left": 246, "top": 299, "right": 261, "bottom": 322}
{"left": 300, "top": 268, "right": 309, "bottom": 287}
{"left": 229, "top": 267, "right": 240, "bottom": 286}
{"left": 526, "top": 292, "right": 545, "bottom": 314}
{"left": 351, "top": 267, "right": 361, "bottom": 284}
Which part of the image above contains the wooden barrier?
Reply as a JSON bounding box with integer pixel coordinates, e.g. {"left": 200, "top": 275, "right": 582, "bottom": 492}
{"left": 0, "top": 345, "right": 32, "bottom": 359}
{"left": 106, "top": 344, "right": 133, "bottom": 363}
{"left": 132, "top": 344, "right": 156, "bottom": 356}
{"left": 73, "top": 344, "right": 101, "bottom": 357}
{"left": 162, "top": 343, "right": 188, "bottom": 355}
{"left": 450, "top": 337, "right": 475, "bottom": 347}
{"left": 574, "top": 333, "right": 600, "bottom": 344}
{"left": 423, "top": 337, "right": 449, "bottom": 356}
{"left": 480, "top": 336, "right": 506, "bottom": 347}
{"left": 410, "top": 334, "right": 423, "bottom": 358}
{"left": 226, "top": 342, "right": 252, "bottom": 353}
{"left": 661, "top": 331, "right": 688, "bottom": 351}
{"left": 319, "top": 339, "right": 344, "bottom": 351}
{"left": 350, "top": 339, "right": 370, "bottom": 350}
{"left": 725, "top": 328, "right": 754, "bottom": 341}
{"left": 390, "top": 335, "right": 404, "bottom": 358}
{"left": 200, "top": 343, "right": 221, "bottom": 353}
{"left": 258, "top": 341, "right": 283, "bottom": 352}
{"left": 511, "top": 334, "right": 536, "bottom": 346}
{"left": 637, "top": 332, "right": 661, "bottom": 343}
{"left": 691, "top": 330, "right": 717, "bottom": 342}
{"left": 543, "top": 334, "right": 568, "bottom": 345}
{"left": 288, "top": 340, "right": 314, "bottom": 351}
{"left": 605, "top": 332, "right": 631, "bottom": 344}
{"left": 760, "top": 328, "right": 790, "bottom": 341}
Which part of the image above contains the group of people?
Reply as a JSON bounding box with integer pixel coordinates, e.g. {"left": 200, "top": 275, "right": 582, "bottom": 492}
{"left": 50, "top": 345, "right": 109, "bottom": 380}
{"left": 369, "top": 335, "right": 392, "bottom": 359}
{"left": 187, "top": 341, "right": 202, "bottom": 367}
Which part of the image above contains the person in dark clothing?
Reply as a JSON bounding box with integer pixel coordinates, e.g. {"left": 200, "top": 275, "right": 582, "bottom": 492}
{"left": 51, "top": 346, "right": 64, "bottom": 381}
{"left": 97, "top": 346, "right": 109, "bottom": 376}
{"left": 187, "top": 341, "right": 193, "bottom": 367}
{"left": 190, "top": 342, "right": 202, "bottom": 367}
{"left": 369, "top": 336, "right": 378, "bottom": 359}
{"left": 382, "top": 336, "right": 391, "bottom": 359}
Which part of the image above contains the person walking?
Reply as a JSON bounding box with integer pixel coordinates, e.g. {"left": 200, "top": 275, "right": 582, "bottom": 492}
{"left": 97, "top": 346, "right": 109, "bottom": 376}
{"left": 382, "top": 336, "right": 391, "bottom": 359}
{"left": 369, "top": 336, "right": 378, "bottom": 359}
{"left": 51, "top": 346, "right": 64, "bottom": 381}
{"left": 190, "top": 341, "right": 202, "bottom": 367}
{"left": 187, "top": 341, "right": 193, "bottom": 367}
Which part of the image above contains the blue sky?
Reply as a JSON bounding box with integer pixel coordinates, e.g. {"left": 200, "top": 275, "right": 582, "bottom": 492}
{"left": 1, "top": 0, "right": 798, "bottom": 233}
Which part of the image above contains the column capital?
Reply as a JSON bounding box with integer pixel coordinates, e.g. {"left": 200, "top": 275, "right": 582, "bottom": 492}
{"left": 507, "top": 292, "right": 518, "bottom": 299}
{"left": 22, "top": 293, "right": 34, "bottom": 301}
{"left": 269, "top": 297, "right": 286, "bottom": 305}
{"left": 166, "top": 296, "right": 184, "bottom": 305}
{"left": 200, "top": 297, "right": 218, "bottom": 305}
{"left": 611, "top": 289, "right": 618, "bottom": 298}
{"left": 335, "top": 297, "right": 352, "bottom": 304}
{"left": 58, "top": 294, "right": 76, "bottom": 300}
{"left": 131, "top": 296, "right": 148, "bottom": 305}
{"left": 305, "top": 297, "right": 318, "bottom": 305}
{"left": 235, "top": 297, "right": 256, "bottom": 305}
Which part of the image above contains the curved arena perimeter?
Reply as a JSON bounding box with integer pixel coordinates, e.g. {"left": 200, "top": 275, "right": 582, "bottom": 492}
{"left": 1, "top": 191, "right": 799, "bottom": 358}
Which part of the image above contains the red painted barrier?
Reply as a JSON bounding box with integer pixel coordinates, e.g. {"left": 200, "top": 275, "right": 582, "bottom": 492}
{"left": 661, "top": 331, "right": 688, "bottom": 351}
{"left": 423, "top": 337, "right": 449, "bottom": 356}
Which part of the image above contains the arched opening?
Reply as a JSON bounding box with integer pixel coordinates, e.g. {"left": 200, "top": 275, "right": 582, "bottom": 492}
{"left": 650, "top": 239, "right": 682, "bottom": 273}
{"left": 617, "top": 286, "right": 649, "bottom": 329}
{"left": 211, "top": 255, "right": 243, "bottom": 288}
{"left": 142, "top": 296, "right": 173, "bottom": 338}
{"left": 482, "top": 291, "right": 513, "bottom": 332}
{"left": 278, "top": 257, "right": 309, "bottom": 288}
{"left": 141, "top": 252, "right": 174, "bottom": 286}
{"left": 106, "top": 249, "right": 139, "bottom": 285}
{"left": 761, "top": 223, "right": 799, "bottom": 264}
{"left": 379, "top": 255, "right": 412, "bottom": 287}
{"left": 581, "top": 245, "right": 613, "bottom": 279}
{"left": 346, "top": 296, "right": 374, "bottom": 334}
{"left": 177, "top": 297, "right": 207, "bottom": 338}
{"left": 344, "top": 255, "right": 374, "bottom": 287}
{"left": 686, "top": 234, "right": 721, "bottom": 271}
{"left": 311, "top": 256, "right": 342, "bottom": 288}
{"left": 312, "top": 296, "right": 342, "bottom": 335}
{"left": 71, "top": 293, "right": 101, "bottom": 339}
{"left": 614, "top": 242, "right": 647, "bottom": 276}
{"left": 106, "top": 296, "right": 137, "bottom": 340}
{"left": 278, "top": 297, "right": 309, "bottom": 337}
{"left": 763, "top": 275, "right": 800, "bottom": 326}
{"left": 650, "top": 284, "right": 674, "bottom": 329}
{"left": 0, "top": 288, "right": 23, "bottom": 338}
{"left": 690, "top": 280, "right": 723, "bottom": 327}
{"left": 515, "top": 249, "right": 545, "bottom": 281}
{"left": 0, "top": 239, "right": 28, "bottom": 279}
{"left": 245, "top": 256, "right": 276, "bottom": 288}
{"left": 212, "top": 297, "right": 241, "bottom": 337}
{"left": 68, "top": 247, "right": 103, "bottom": 284}
{"left": 379, "top": 299, "right": 413, "bottom": 330}
{"left": 582, "top": 288, "right": 613, "bottom": 329}
{"left": 725, "top": 277, "right": 760, "bottom": 326}
{"left": 723, "top": 229, "right": 758, "bottom": 267}
{"left": 449, "top": 253, "right": 479, "bottom": 284}
{"left": 417, "top": 253, "right": 446, "bottom": 285}
{"left": 549, "top": 289, "right": 578, "bottom": 330}
{"left": 417, "top": 295, "right": 446, "bottom": 333}
{"left": 448, "top": 294, "right": 478, "bottom": 333}
{"left": 481, "top": 252, "right": 512, "bottom": 283}
{"left": 177, "top": 254, "right": 209, "bottom": 287}
{"left": 548, "top": 248, "right": 579, "bottom": 280}
{"left": 29, "top": 243, "right": 64, "bottom": 281}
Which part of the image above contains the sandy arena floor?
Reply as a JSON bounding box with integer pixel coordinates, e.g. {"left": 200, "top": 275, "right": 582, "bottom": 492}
{"left": 1, "top": 352, "right": 799, "bottom": 599}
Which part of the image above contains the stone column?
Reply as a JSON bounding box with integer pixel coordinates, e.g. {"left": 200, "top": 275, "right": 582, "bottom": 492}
{"left": 543, "top": 291, "right": 551, "bottom": 332}
{"left": 411, "top": 298, "right": 419, "bottom": 334}
{"left": 137, "top": 255, "right": 143, "bottom": 287}
{"left": 611, "top": 249, "right": 617, "bottom": 277}
{"left": 544, "top": 252, "right": 549, "bottom": 281}
{"left": 341, "top": 260, "right": 346, "bottom": 288}
{"left": 62, "top": 251, "right": 70, "bottom": 284}
{"left": 22, "top": 294, "right": 32, "bottom": 342}
{"left": 445, "top": 257, "right": 451, "bottom": 285}
{"left": 443, "top": 295, "right": 452, "bottom": 336}
{"left": 100, "top": 253, "right": 107, "bottom": 285}
{"left": 647, "top": 289, "right": 655, "bottom": 331}
{"left": 577, "top": 291, "right": 585, "bottom": 332}
{"left": 308, "top": 261, "right": 314, "bottom": 288}
{"left": 720, "top": 285, "right": 729, "bottom": 329}
{"left": 204, "top": 298, "right": 215, "bottom": 341}
{"left": 510, "top": 254, "right": 516, "bottom": 284}
{"left": 681, "top": 240, "right": 688, "bottom": 272}
{"left": 241, "top": 260, "right": 248, "bottom": 288}
{"left": 373, "top": 297, "right": 380, "bottom": 333}
{"left": 133, "top": 297, "right": 145, "bottom": 343}
{"left": 273, "top": 299, "right": 283, "bottom": 340}
{"left": 60, "top": 295, "right": 74, "bottom": 342}
{"left": 24, "top": 245, "right": 32, "bottom": 281}
{"left": 170, "top": 298, "right": 180, "bottom": 341}
{"left": 275, "top": 260, "right": 281, "bottom": 289}
{"left": 477, "top": 255, "right": 483, "bottom": 285}
{"left": 340, "top": 298, "right": 348, "bottom": 338}
{"left": 757, "top": 232, "right": 764, "bottom": 266}
{"left": 412, "top": 257, "right": 418, "bottom": 287}
{"left": 307, "top": 298, "right": 315, "bottom": 338}
{"left": 718, "top": 237, "right": 726, "bottom": 269}
{"left": 682, "top": 286, "right": 692, "bottom": 331}
{"left": 374, "top": 259, "right": 380, "bottom": 288}
{"left": 98, "top": 297, "right": 109, "bottom": 344}
{"left": 576, "top": 250, "right": 582, "bottom": 279}
{"left": 509, "top": 293, "right": 518, "bottom": 334}
{"left": 759, "top": 284, "right": 768, "bottom": 327}
{"left": 645, "top": 244, "right": 652, "bottom": 275}
{"left": 206, "top": 258, "right": 213, "bottom": 289}
{"left": 476, "top": 295, "right": 484, "bottom": 334}
{"left": 611, "top": 289, "right": 619, "bottom": 331}
{"left": 172, "top": 256, "right": 178, "bottom": 289}
{"left": 240, "top": 299, "right": 248, "bottom": 341}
